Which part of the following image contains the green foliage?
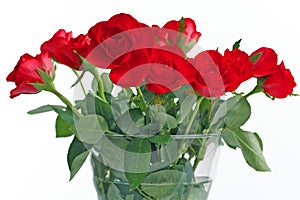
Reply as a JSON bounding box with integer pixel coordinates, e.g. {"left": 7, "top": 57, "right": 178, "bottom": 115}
{"left": 85, "top": 93, "right": 115, "bottom": 128}
{"left": 125, "top": 138, "right": 151, "bottom": 190}
{"left": 177, "top": 94, "right": 197, "bottom": 123}
{"left": 107, "top": 183, "right": 123, "bottom": 200}
{"left": 67, "top": 137, "right": 89, "bottom": 180}
{"left": 232, "top": 39, "right": 242, "bottom": 50}
{"left": 222, "top": 128, "right": 270, "bottom": 171}
{"left": 148, "top": 134, "right": 171, "bottom": 145}
{"left": 224, "top": 96, "right": 251, "bottom": 128}
{"left": 117, "top": 108, "right": 144, "bottom": 135}
{"left": 73, "top": 114, "right": 108, "bottom": 144}
{"left": 141, "top": 170, "right": 187, "bottom": 199}
{"left": 101, "top": 73, "right": 114, "bottom": 93}
{"left": 55, "top": 116, "right": 73, "bottom": 137}
{"left": 27, "top": 105, "right": 65, "bottom": 115}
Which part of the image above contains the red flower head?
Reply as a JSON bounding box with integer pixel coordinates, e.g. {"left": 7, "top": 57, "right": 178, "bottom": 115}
{"left": 109, "top": 48, "right": 151, "bottom": 88}
{"left": 41, "top": 29, "right": 90, "bottom": 70}
{"left": 223, "top": 48, "right": 253, "bottom": 82}
{"left": 191, "top": 49, "right": 249, "bottom": 98}
{"left": 191, "top": 50, "right": 225, "bottom": 97}
{"left": 160, "top": 18, "right": 201, "bottom": 52}
{"left": 6, "top": 52, "right": 54, "bottom": 98}
{"left": 250, "top": 47, "right": 278, "bottom": 77}
{"left": 263, "top": 62, "right": 296, "bottom": 98}
{"left": 86, "top": 13, "right": 149, "bottom": 68}
{"left": 109, "top": 45, "right": 195, "bottom": 94}
{"left": 145, "top": 45, "right": 194, "bottom": 94}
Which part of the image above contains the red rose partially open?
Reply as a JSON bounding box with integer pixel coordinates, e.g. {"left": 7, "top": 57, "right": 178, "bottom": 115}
{"left": 250, "top": 47, "right": 278, "bottom": 77}
{"left": 41, "top": 29, "right": 90, "bottom": 70}
{"left": 6, "top": 52, "right": 54, "bottom": 98}
{"left": 263, "top": 62, "right": 296, "bottom": 98}
{"left": 161, "top": 18, "right": 201, "bottom": 52}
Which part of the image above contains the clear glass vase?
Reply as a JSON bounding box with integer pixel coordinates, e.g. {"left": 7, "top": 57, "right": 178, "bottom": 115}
{"left": 91, "top": 133, "right": 221, "bottom": 200}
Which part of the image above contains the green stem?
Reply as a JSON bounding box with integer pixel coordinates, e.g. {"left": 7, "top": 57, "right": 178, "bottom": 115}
{"left": 137, "top": 87, "right": 147, "bottom": 108}
{"left": 175, "top": 96, "right": 204, "bottom": 164}
{"left": 244, "top": 78, "right": 265, "bottom": 98}
{"left": 92, "top": 68, "right": 107, "bottom": 103}
{"left": 208, "top": 98, "right": 218, "bottom": 121}
{"left": 106, "top": 130, "right": 120, "bottom": 135}
{"left": 72, "top": 69, "right": 87, "bottom": 96}
{"left": 183, "top": 96, "right": 204, "bottom": 136}
{"left": 51, "top": 89, "right": 83, "bottom": 119}
{"left": 81, "top": 60, "right": 106, "bottom": 102}
{"left": 192, "top": 143, "right": 207, "bottom": 171}
{"left": 136, "top": 87, "right": 150, "bottom": 123}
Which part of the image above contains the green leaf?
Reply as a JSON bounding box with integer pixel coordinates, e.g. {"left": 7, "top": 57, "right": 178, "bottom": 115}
{"left": 250, "top": 52, "right": 262, "bottom": 63}
{"left": 178, "top": 95, "right": 197, "bottom": 123}
{"left": 165, "top": 114, "right": 178, "bottom": 129}
{"left": 149, "top": 134, "right": 171, "bottom": 145}
{"left": 223, "top": 128, "right": 270, "bottom": 171}
{"left": 93, "top": 136, "right": 128, "bottom": 172}
{"left": 125, "top": 194, "right": 135, "bottom": 200}
{"left": 55, "top": 116, "right": 74, "bottom": 137}
{"left": 224, "top": 96, "right": 251, "bottom": 129}
{"left": 138, "top": 123, "right": 162, "bottom": 135}
{"left": 86, "top": 93, "right": 114, "bottom": 127}
{"left": 125, "top": 138, "right": 151, "bottom": 190}
{"left": 73, "top": 114, "right": 108, "bottom": 144}
{"left": 28, "top": 105, "right": 75, "bottom": 126}
{"left": 117, "top": 109, "right": 144, "bottom": 135}
{"left": 232, "top": 39, "right": 242, "bottom": 50}
{"left": 160, "top": 140, "right": 178, "bottom": 164}
{"left": 152, "top": 111, "right": 178, "bottom": 130}
{"left": 52, "top": 106, "right": 74, "bottom": 125}
{"left": 67, "top": 137, "right": 89, "bottom": 180}
{"left": 27, "top": 105, "right": 65, "bottom": 115}
{"left": 149, "top": 139, "right": 178, "bottom": 172}
{"left": 222, "top": 128, "right": 239, "bottom": 149}
{"left": 107, "top": 183, "right": 123, "bottom": 200}
{"left": 253, "top": 132, "right": 264, "bottom": 151}
{"left": 141, "top": 170, "right": 187, "bottom": 199}
{"left": 101, "top": 73, "right": 113, "bottom": 93}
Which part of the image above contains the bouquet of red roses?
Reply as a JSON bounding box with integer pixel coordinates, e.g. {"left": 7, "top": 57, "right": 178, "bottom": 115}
{"left": 7, "top": 13, "right": 296, "bottom": 200}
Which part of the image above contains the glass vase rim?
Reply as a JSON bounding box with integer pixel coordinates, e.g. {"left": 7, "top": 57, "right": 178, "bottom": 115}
{"left": 103, "top": 133, "right": 221, "bottom": 139}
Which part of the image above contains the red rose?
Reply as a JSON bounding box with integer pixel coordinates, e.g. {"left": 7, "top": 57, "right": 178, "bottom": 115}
{"left": 145, "top": 46, "right": 194, "bottom": 94}
{"left": 86, "top": 13, "right": 149, "bottom": 68}
{"left": 191, "top": 50, "right": 225, "bottom": 97}
{"left": 109, "top": 45, "right": 194, "bottom": 94}
{"left": 6, "top": 52, "right": 54, "bottom": 98}
{"left": 191, "top": 50, "right": 243, "bottom": 97}
{"left": 109, "top": 49, "right": 151, "bottom": 87}
{"left": 262, "top": 62, "right": 296, "bottom": 98}
{"left": 223, "top": 48, "right": 253, "bottom": 82}
{"left": 41, "top": 29, "right": 90, "bottom": 70}
{"left": 160, "top": 18, "right": 201, "bottom": 52}
{"left": 250, "top": 47, "right": 278, "bottom": 77}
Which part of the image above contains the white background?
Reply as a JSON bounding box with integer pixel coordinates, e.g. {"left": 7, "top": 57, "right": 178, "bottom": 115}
{"left": 1, "top": 0, "right": 300, "bottom": 199}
